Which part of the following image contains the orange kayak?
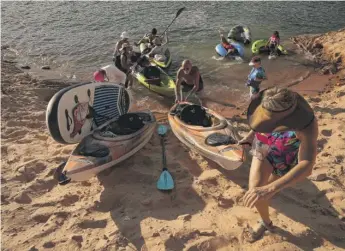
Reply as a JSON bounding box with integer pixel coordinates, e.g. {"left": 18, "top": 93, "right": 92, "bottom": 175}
{"left": 59, "top": 111, "right": 156, "bottom": 182}
{"left": 168, "top": 103, "right": 245, "bottom": 170}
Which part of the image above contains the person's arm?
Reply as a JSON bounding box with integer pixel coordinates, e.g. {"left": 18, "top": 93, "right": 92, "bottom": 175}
{"left": 162, "top": 32, "right": 168, "bottom": 45}
{"left": 266, "top": 38, "right": 271, "bottom": 47}
{"left": 238, "top": 130, "right": 255, "bottom": 145}
{"left": 175, "top": 70, "right": 182, "bottom": 102}
{"left": 255, "top": 69, "right": 267, "bottom": 81}
{"left": 114, "top": 42, "right": 120, "bottom": 55}
{"left": 269, "top": 119, "right": 318, "bottom": 193}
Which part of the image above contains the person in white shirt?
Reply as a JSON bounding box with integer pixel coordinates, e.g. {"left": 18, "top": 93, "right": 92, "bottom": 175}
{"left": 114, "top": 31, "right": 130, "bottom": 57}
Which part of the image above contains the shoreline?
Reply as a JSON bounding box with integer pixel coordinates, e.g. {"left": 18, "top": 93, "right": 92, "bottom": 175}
{"left": 2, "top": 29, "right": 345, "bottom": 251}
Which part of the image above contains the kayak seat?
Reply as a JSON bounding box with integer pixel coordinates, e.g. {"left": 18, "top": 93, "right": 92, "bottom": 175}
{"left": 105, "top": 113, "right": 145, "bottom": 136}
{"left": 118, "top": 113, "right": 145, "bottom": 130}
{"left": 142, "top": 66, "right": 161, "bottom": 86}
{"left": 180, "top": 104, "right": 212, "bottom": 127}
{"left": 79, "top": 144, "right": 110, "bottom": 158}
{"left": 205, "top": 133, "right": 236, "bottom": 147}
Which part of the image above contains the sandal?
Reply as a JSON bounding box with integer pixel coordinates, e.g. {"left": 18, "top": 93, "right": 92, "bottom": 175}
{"left": 241, "top": 220, "right": 274, "bottom": 243}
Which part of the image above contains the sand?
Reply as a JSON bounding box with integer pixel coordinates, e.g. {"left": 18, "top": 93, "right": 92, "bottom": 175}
{"left": 2, "top": 30, "right": 345, "bottom": 251}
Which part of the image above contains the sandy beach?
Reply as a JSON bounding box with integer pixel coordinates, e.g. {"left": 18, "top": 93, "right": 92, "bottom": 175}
{"left": 1, "top": 29, "right": 345, "bottom": 251}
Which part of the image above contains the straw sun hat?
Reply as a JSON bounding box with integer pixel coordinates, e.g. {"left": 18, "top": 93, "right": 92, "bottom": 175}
{"left": 247, "top": 87, "right": 315, "bottom": 133}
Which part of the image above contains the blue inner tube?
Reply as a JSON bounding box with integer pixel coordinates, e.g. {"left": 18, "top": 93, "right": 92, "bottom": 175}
{"left": 215, "top": 43, "right": 244, "bottom": 58}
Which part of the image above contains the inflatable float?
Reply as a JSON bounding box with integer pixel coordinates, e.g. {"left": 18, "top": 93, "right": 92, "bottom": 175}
{"left": 251, "top": 39, "right": 288, "bottom": 55}
{"left": 227, "top": 25, "right": 252, "bottom": 45}
{"left": 215, "top": 42, "right": 245, "bottom": 60}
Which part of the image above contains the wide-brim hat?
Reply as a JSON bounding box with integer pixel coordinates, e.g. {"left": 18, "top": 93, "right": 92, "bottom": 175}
{"left": 247, "top": 88, "right": 315, "bottom": 133}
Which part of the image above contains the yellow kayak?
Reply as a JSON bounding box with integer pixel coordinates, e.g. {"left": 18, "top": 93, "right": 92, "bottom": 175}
{"left": 139, "top": 43, "right": 172, "bottom": 69}
{"left": 251, "top": 39, "right": 288, "bottom": 55}
{"left": 132, "top": 65, "right": 175, "bottom": 97}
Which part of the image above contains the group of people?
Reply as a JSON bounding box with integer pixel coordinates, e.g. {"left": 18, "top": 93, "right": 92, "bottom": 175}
{"left": 93, "top": 28, "right": 318, "bottom": 243}
{"left": 93, "top": 28, "right": 167, "bottom": 89}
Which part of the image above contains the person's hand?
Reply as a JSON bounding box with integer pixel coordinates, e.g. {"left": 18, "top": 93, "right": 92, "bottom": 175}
{"left": 243, "top": 185, "right": 276, "bottom": 208}
{"left": 237, "top": 137, "right": 252, "bottom": 147}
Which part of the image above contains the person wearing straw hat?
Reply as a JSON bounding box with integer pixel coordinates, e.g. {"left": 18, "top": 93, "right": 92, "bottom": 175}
{"left": 114, "top": 31, "right": 131, "bottom": 57}
{"left": 246, "top": 56, "right": 267, "bottom": 100}
{"left": 237, "top": 87, "right": 318, "bottom": 242}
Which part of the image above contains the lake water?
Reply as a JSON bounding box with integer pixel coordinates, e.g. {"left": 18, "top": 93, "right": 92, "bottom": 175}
{"left": 2, "top": 1, "right": 345, "bottom": 112}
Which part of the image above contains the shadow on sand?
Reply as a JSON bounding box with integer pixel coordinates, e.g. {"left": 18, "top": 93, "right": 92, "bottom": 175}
{"left": 96, "top": 130, "right": 206, "bottom": 249}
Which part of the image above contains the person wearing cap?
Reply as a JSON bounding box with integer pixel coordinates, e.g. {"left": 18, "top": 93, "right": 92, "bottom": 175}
{"left": 114, "top": 31, "right": 130, "bottom": 57}
{"left": 237, "top": 87, "right": 318, "bottom": 242}
{"left": 247, "top": 56, "right": 267, "bottom": 100}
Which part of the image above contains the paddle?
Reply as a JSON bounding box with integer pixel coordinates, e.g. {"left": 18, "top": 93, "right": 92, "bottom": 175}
{"left": 160, "top": 7, "right": 185, "bottom": 36}
{"left": 156, "top": 125, "right": 174, "bottom": 191}
{"left": 53, "top": 162, "right": 71, "bottom": 185}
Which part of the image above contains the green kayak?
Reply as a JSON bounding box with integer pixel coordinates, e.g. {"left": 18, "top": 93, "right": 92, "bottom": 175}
{"left": 132, "top": 65, "right": 175, "bottom": 97}
{"left": 251, "top": 39, "right": 288, "bottom": 55}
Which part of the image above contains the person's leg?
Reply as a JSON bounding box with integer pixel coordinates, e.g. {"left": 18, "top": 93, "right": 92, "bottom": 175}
{"left": 242, "top": 156, "right": 275, "bottom": 243}
{"left": 248, "top": 156, "right": 274, "bottom": 225}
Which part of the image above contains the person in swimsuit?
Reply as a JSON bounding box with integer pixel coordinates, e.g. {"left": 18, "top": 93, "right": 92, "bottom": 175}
{"left": 247, "top": 56, "right": 267, "bottom": 100}
{"left": 266, "top": 31, "right": 280, "bottom": 56}
{"left": 175, "top": 59, "right": 204, "bottom": 104}
{"left": 219, "top": 29, "right": 238, "bottom": 57}
{"left": 238, "top": 87, "right": 318, "bottom": 243}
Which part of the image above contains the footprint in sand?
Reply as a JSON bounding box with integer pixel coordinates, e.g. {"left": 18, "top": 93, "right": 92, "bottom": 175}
{"left": 321, "top": 129, "right": 332, "bottom": 137}
{"left": 27, "top": 178, "right": 56, "bottom": 193}
{"left": 60, "top": 194, "right": 79, "bottom": 207}
{"left": 77, "top": 219, "right": 107, "bottom": 229}
{"left": 14, "top": 191, "right": 32, "bottom": 204}
{"left": 32, "top": 213, "right": 52, "bottom": 224}
{"left": 2, "top": 129, "right": 29, "bottom": 140}
{"left": 15, "top": 161, "right": 47, "bottom": 182}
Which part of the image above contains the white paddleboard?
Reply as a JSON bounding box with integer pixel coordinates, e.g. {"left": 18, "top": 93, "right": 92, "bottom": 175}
{"left": 46, "top": 82, "right": 130, "bottom": 144}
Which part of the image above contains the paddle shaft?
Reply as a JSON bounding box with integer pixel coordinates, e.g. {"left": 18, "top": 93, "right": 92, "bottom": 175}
{"left": 160, "top": 135, "right": 167, "bottom": 170}
{"left": 160, "top": 7, "right": 185, "bottom": 36}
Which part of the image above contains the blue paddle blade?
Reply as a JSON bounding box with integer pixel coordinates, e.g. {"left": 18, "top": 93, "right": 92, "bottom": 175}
{"left": 157, "top": 124, "right": 168, "bottom": 136}
{"left": 157, "top": 170, "right": 174, "bottom": 190}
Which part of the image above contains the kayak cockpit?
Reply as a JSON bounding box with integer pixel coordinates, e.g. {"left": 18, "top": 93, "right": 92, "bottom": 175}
{"left": 170, "top": 103, "right": 226, "bottom": 130}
